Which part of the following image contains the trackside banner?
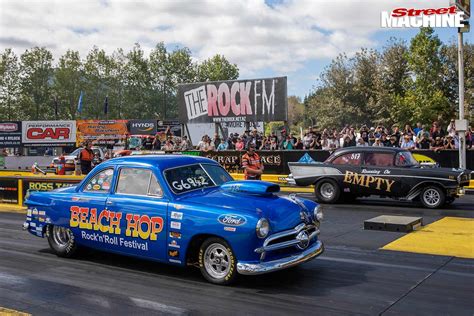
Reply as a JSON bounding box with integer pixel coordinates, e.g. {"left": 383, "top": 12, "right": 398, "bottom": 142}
{"left": 0, "top": 121, "right": 22, "bottom": 147}
{"left": 178, "top": 76, "right": 288, "bottom": 123}
{"left": 21, "top": 121, "right": 76, "bottom": 146}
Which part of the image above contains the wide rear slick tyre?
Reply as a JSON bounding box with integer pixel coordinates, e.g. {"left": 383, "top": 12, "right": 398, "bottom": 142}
{"left": 199, "top": 237, "right": 237, "bottom": 285}
{"left": 46, "top": 225, "right": 78, "bottom": 258}
{"left": 314, "top": 179, "right": 340, "bottom": 204}
{"left": 420, "top": 186, "right": 445, "bottom": 209}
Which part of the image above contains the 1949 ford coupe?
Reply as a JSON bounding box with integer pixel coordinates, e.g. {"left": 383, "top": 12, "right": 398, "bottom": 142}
{"left": 24, "top": 155, "right": 324, "bottom": 284}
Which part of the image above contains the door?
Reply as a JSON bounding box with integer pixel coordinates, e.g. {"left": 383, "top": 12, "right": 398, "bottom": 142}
{"left": 330, "top": 152, "right": 363, "bottom": 195}
{"left": 67, "top": 167, "right": 116, "bottom": 248}
{"left": 105, "top": 167, "right": 168, "bottom": 261}
{"left": 360, "top": 152, "right": 400, "bottom": 197}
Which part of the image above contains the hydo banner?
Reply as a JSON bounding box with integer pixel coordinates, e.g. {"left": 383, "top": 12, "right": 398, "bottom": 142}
{"left": 178, "top": 76, "right": 288, "bottom": 124}
{"left": 21, "top": 121, "right": 76, "bottom": 146}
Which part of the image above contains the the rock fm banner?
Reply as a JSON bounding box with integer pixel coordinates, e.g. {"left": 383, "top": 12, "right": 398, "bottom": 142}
{"left": 178, "top": 76, "right": 288, "bottom": 124}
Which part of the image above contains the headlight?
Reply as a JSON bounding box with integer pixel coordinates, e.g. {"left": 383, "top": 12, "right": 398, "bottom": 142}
{"left": 256, "top": 218, "right": 270, "bottom": 239}
{"left": 314, "top": 205, "right": 323, "bottom": 222}
{"left": 66, "top": 159, "right": 75, "bottom": 164}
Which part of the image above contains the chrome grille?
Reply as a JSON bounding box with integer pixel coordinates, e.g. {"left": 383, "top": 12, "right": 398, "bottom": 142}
{"left": 255, "top": 223, "right": 320, "bottom": 260}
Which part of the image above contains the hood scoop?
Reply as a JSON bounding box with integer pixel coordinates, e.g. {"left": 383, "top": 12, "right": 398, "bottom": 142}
{"left": 220, "top": 181, "right": 280, "bottom": 196}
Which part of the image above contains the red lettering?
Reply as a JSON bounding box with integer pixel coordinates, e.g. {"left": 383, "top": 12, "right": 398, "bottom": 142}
{"left": 230, "top": 82, "right": 240, "bottom": 116}
{"left": 70, "top": 206, "right": 80, "bottom": 227}
{"left": 448, "top": 5, "right": 457, "bottom": 14}
{"left": 26, "top": 127, "right": 70, "bottom": 140}
{"left": 437, "top": 8, "right": 448, "bottom": 14}
{"left": 217, "top": 83, "right": 230, "bottom": 116}
{"left": 150, "top": 217, "right": 163, "bottom": 241}
{"left": 391, "top": 8, "right": 407, "bottom": 17}
{"left": 424, "top": 9, "right": 435, "bottom": 15}
{"left": 207, "top": 85, "right": 218, "bottom": 116}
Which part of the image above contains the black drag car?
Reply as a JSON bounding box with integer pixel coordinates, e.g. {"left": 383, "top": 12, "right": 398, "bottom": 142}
{"left": 288, "top": 147, "right": 471, "bottom": 209}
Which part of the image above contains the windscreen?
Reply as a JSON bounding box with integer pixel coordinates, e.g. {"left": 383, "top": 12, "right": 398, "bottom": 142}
{"left": 164, "top": 164, "right": 233, "bottom": 194}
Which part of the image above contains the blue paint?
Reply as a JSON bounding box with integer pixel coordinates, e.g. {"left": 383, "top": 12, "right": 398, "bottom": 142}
{"left": 24, "top": 155, "right": 322, "bottom": 273}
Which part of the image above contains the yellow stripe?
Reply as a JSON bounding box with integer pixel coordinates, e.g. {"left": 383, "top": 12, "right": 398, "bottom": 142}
{"left": 0, "top": 204, "right": 26, "bottom": 214}
{"left": 0, "top": 307, "right": 31, "bottom": 316}
{"left": 382, "top": 217, "right": 474, "bottom": 259}
{"left": 280, "top": 187, "right": 314, "bottom": 193}
{"left": 467, "top": 180, "right": 474, "bottom": 189}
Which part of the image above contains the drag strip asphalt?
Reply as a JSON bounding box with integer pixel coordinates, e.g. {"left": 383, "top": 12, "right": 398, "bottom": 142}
{"left": 0, "top": 195, "right": 473, "bottom": 315}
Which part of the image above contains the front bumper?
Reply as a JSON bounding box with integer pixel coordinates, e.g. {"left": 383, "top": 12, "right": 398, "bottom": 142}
{"left": 236, "top": 240, "right": 324, "bottom": 275}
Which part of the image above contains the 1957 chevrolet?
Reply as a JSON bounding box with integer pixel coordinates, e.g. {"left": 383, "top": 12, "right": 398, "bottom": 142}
{"left": 24, "top": 155, "right": 324, "bottom": 284}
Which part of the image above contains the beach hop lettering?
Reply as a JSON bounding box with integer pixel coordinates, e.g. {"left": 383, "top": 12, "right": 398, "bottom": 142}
{"left": 70, "top": 206, "right": 163, "bottom": 240}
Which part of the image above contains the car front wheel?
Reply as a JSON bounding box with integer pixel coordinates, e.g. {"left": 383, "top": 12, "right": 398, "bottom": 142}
{"left": 47, "top": 225, "right": 78, "bottom": 258}
{"left": 315, "top": 179, "right": 340, "bottom": 204}
{"left": 199, "top": 237, "right": 237, "bottom": 285}
{"left": 420, "top": 186, "right": 445, "bottom": 209}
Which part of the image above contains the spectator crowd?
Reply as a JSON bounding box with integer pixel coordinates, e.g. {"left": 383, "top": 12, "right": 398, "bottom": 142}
{"left": 143, "top": 120, "right": 472, "bottom": 152}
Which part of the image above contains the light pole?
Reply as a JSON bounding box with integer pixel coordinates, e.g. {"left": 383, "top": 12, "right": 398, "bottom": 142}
{"left": 159, "top": 75, "right": 166, "bottom": 121}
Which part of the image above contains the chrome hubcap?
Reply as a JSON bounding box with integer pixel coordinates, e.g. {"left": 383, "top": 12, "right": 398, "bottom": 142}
{"left": 52, "top": 226, "right": 71, "bottom": 247}
{"left": 204, "top": 243, "right": 231, "bottom": 279}
{"left": 423, "top": 189, "right": 440, "bottom": 206}
{"left": 320, "top": 183, "right": 335, "bottom": 199}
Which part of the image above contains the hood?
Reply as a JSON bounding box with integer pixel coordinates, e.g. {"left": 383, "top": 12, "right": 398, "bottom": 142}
{"left": 177, "top": 185, "right": 312, "bottom": 233}
{"left": 220, "top": 181, "right": 279, "bottom": 196}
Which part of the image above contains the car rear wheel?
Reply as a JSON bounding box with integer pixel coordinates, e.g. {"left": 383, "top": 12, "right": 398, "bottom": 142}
{"left": 47, "top": 225, "right": 78, "bottom": 258}
{"left": 199, "top": 237, "right": 237, "bottom": 285}
{"left": 315, "top": 179, "right": 340, "bottom": 204}
{"left": 420, "top": 186, "right": 445, "bottom": 209}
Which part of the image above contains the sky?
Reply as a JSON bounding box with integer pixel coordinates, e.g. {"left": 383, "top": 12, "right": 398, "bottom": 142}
{"left": 0, "top": 0, "right": 472, "bottom": 98}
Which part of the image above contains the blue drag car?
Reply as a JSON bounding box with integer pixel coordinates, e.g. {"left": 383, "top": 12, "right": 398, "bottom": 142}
{"left": 24, "top": 155, "right": 324, "bottom": 284}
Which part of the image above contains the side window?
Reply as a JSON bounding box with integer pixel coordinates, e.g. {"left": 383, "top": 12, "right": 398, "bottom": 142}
{"left": 84, "top": 168, "right": 114, "bottom": 193}
{"left": 116, "top": 168, "right": 163, "bottom": 197}
{"left": 363, "top": 153, "right": 394, "bottom": 167}
{"left": 331, "top": 153, "right": 361, "bottom": 165}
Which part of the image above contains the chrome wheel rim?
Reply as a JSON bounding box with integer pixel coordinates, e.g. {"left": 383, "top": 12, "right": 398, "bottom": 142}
{"left": 320, "top": 183, "right": 335, "bottom": 200}
{"left": 52, "top": 226, "right": 71, "bottom": 247}
{"left": 423, "top": 189, "right": 440, "bottom": 206}
{"left": 204, "top": 243, "right": 231, "bottom": 279}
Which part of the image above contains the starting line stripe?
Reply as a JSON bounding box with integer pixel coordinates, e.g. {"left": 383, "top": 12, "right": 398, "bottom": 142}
{"left": 382, "top": 217, "right": 474, "bottom": 259}
{"left": 0, "top": 307, "right": 31, "bottom": 316}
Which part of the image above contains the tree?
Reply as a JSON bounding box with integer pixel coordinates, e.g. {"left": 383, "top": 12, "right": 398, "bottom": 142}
{"left": 19, "top": 47, "right": 54, "bottom": 119}
{"left": 287, "top": 96, "right": 304, "bottom": 127}
{"left": 405, "top": 27, "right": 450, "bottom": 125}
{"left": 53, "top": 50, "right": 83, "bottom": 119}
{"left": 0, "top": 49, "right": 20, "bottom": 120}
{"left": 196, "top": 54, "right": 239, "bottom": 82}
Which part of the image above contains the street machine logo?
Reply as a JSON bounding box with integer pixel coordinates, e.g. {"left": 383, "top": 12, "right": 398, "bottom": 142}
{"left": 381, "top": 5, "right": 466, "bottom": 28}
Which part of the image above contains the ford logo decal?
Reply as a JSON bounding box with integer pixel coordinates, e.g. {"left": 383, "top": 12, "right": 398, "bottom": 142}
{"left": 218, "top": 214, "right": 247, "bottom": 226}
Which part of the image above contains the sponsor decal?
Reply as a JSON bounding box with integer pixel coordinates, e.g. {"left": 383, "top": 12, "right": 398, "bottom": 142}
{"left": 361, "top": 169, "right": 381, "bottom": 175}
{"left": 72, "top": 196, "right": 80, "bottom": 201}
{"left": 170, "top": 221, "right": 181, "bottom": 230}
{"left": 343, "top": 171, "right": 395, "bottom": 193}
{"left": 168, "top": 250, "right": 179, "bottom": 257}
{"left": 92, "top": 184, "right": 101, "bottom": 190}
{"left": 381, "top": 5, "right": 465, "bottom": 28}
{"left": 171, "top": 211, "right": 183, "bottom": 220}
{"left": 169, "top": 231, "right": 181, "bottom": 239}
{"left": 169, "top": 259, "right": 181, "bottom": 264}
{"left": 27, "top": 209, "right": 32, "bottom": 216}
{"left": 344, "top": 188, "right": 350, "bottom": 193}
{"left": 32, "top": 208, "right": 38, "bottom": 215}
{"left": 38, "top": 211, "right": 45, "bottom": 216}
{"left": 69, "top": 206, "right": 163, "bottom": 241}
{"left": 129, "top": 120, "right": 157, "bottom": 135}
{"left": 30, "top": 222, "right": 36, "bottom": 227}
{"left": 218, "top": 214, "right": 247, "bottom": 226}
{"left": 224, "top": 227, "right": 236, "bottom": 232}
{"left": 168, "top": 240, "right": 180, "bottom": 248}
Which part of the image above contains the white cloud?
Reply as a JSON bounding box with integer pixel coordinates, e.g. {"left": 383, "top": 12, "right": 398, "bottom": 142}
{"left": 0, "top": 0, "right": 450, "bottom": 78}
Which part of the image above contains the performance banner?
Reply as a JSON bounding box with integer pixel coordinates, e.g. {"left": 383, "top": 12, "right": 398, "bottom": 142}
{"left": 76, "top": 120, "right": 128, "bottom": 146}
{"left": 0, "top": 121, "right": 22, "bottom": 147}
{"left": 21, "top": 121, "right": 76, "bottom": 146}
{"left": 178, "top": 76, "right": 287, "bottom": 124}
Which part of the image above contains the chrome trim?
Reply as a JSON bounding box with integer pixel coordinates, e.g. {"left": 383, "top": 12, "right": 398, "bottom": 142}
{"left": 237, "top": 241, "right": 324, "bottom": 275}
{"left": 254, "top": 223, "right": 319, "bottom": 258}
